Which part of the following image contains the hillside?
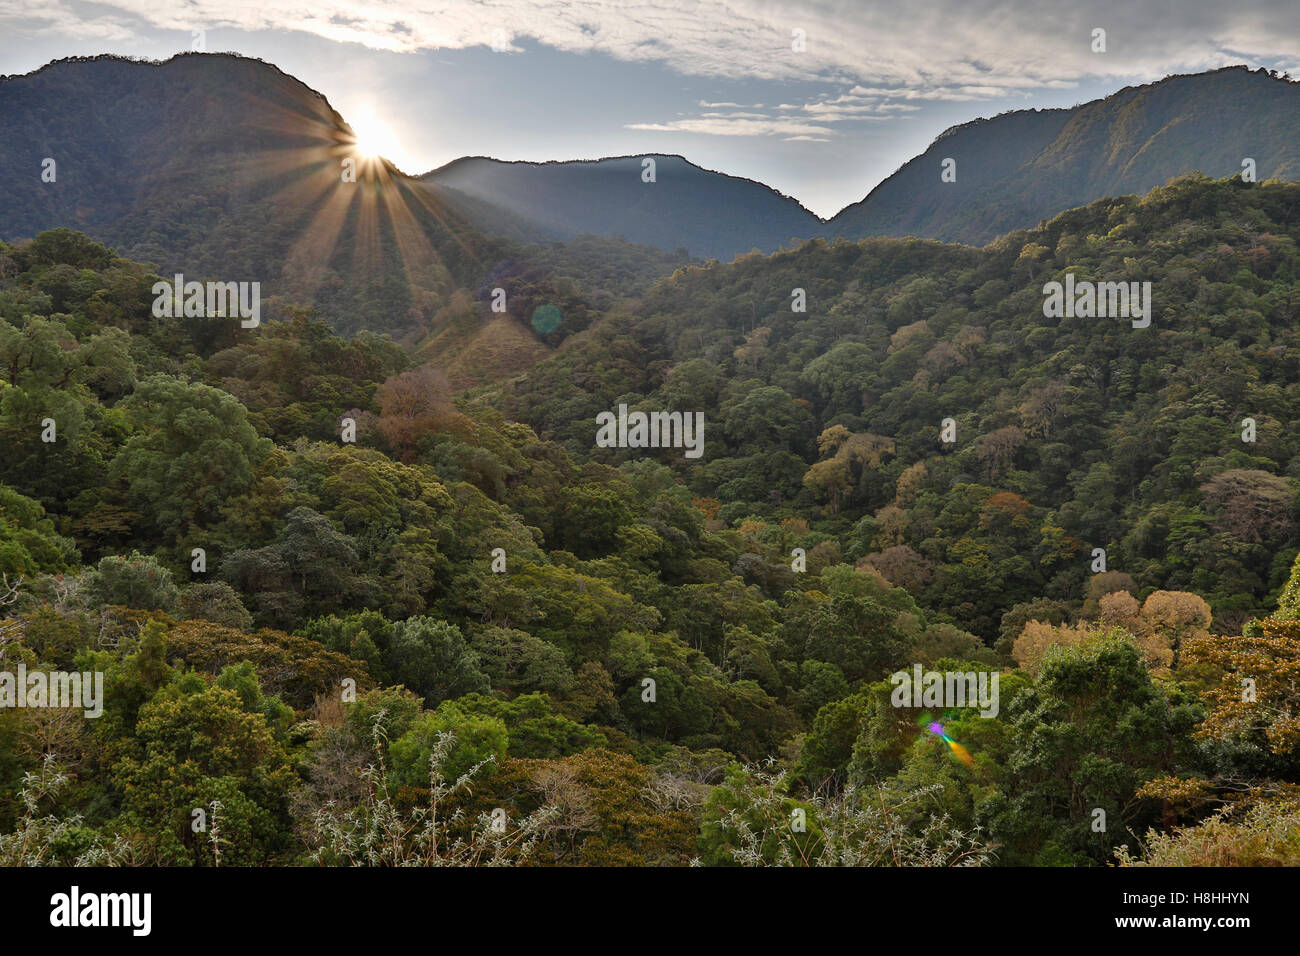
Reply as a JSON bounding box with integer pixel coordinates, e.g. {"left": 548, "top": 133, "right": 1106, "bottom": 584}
{"left": 828, "top": 66, "right": 1300, "bottom": 244}
{"left": 424, "top": 67, "right": 1300, "bottom": 255}
{"left": 495, "top": 174, "right": 1300, "bottom": 638}
{"left": 3, "top": 176, "right": 1299, "bottom": 867}
{"left": 5, "top": 56, "right": 1297, "bottom": 332}
{"left": 424, "top": 154, "right": 824, "bottom": 261}
{"left": 0, "top": 53, "right": 502, "bottom": 335}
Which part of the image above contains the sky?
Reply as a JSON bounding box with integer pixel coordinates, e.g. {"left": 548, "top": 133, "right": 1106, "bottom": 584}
{"left": 1, "top": 1, "right": 1298, "bottom": 218}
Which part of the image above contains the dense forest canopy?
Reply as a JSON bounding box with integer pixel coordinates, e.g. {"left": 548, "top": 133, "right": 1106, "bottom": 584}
{"left": 2, "top": 173, "right": 1300, "bottom": 867}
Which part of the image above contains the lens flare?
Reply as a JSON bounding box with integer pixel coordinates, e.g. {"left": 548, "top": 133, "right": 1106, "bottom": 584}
{"left": 531, "top": 303, "right": 562, "bottom": 334}
{"left": 927, "top": 721, "right": 975, "bottom": 766}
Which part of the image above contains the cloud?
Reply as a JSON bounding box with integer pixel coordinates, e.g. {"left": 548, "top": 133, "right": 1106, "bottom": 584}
{"left": 22, "top": 0, "right": 1300, "bottom": 97}
{"left": 699, "top": 111, "right": 773, "bottom": 119}
{"left": 638, "top": 86, "right": 930, "bottom": 140}
{"left": 626, "top": 116, "right": 837, "bottom": 137}
{"left": 0, "top": 0, "right": 138, "bottom": 41}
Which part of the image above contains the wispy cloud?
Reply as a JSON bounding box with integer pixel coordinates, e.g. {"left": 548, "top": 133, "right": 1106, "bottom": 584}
{"left": 632, "top": 87, "right": 928, "bottom": 141}
{"left": 0, "top": 0, "right": 137, "bottom": 41}
{"left": 626, "top": 117, "right": 837, "bottom": 138}
{"left": 13, "top": 0, "right": 1298, "bottom": 91}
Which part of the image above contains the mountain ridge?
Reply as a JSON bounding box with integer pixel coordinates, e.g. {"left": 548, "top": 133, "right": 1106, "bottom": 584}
{"left": 3, "top": 54, "right": 1298, "bottom": 333}
{"left": 828, "top": 65, "right": 1300, "bottom": 244}
{"left": 425, "top": 64, "right": 1300, "bottom": 253}
{"left": 424, "top": 152, "right": 827, "bottom": 221}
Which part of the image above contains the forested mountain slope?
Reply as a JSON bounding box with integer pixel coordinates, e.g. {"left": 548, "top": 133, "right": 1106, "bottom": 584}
{"left": 828, "top": 66, "right": 1300, "bottom": 245}
{"left": 423, "top": 154, "right": 824, "bottom": 261}
{"left": 2, "top": 172, "right": 1298, "bottom": 868}
{"left": 496, "top": 174, "right": 1300, "bottom": 637}
{"left": 424, "top": 67, "right": 1300, "bottom": 254}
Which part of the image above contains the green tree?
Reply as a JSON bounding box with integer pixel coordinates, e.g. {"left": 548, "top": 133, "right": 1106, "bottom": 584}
{"left": 385, "top": 616, "right": 490, "bottom": 708}
{"left": 83, "top": 551, "right": 179, "bottom": 612}
{"left": 986, "top": 635, "right": 1202, "bottom": 864}
{"left": 113, "top": 676, "right": 295, "bottom": 865}
{"left": 110, "top": 375, "right": 271, "bottom": 542}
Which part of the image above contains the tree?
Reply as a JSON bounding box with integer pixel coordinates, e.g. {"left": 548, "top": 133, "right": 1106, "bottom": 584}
{"left": 374, "top": 365, "right": 463, "bottom": 461}
{"left": 721, "top": 385, "right": 814, "bottom": 454}
{"left": 310, "top": 719, "right": 555, "bottom": 867}
{"left": 988, "top": 635, "right": 1201, "bottom": 865}
{"left": 177, "top": 582, "right": 253, "bottom": 630}
{"left": 732, "top": 325, "right": 770, "bottom": 370}
{"left": 0, "top": 484, "right": 78, "bottom": 575}
{"left": 1097, "top": 591, "right": 1173, "bottom": 672}
{"left": 475, "top": 749, "right": 696, "bottom": 866}
{"left": 384, "top": 616, "right": 490, "bottom": 708}
{"left": 83, "top": 551, "right": 179, "bottom": 613}
{"left": 110, "top": 375, "right": 271, "bottom": 542}
{"left": 802, "top": 591, "right": 916, "bottom": 684}
{"left": 1273, "top": 551, "right": 1300, "bottom": 621}
{"left": 1181, "top": 619, "right": 1300, "bottom": 768}
{"left": 437, "top": 692, "right": 605, "bottom": 760}
{"left": 162, "top": 619, "right": 361, "bottom": 710}
{"left": 1200, "top": 469, "right": 1294, "bottom": 545}
{"left": 971, "top": 426, "right": 1025, "bottom": 481}
{"left": 1012, "top": 620, "right": 1100, "bottom": 677}
{"left": 113, "top": 677, "right": 296, "bottom": 865}
{"left": 390, "top": 706, "right": 508, "bottom": 787}
{"left": 222, "top": 507, "right": 363, "bottom": 627}
{"left": 470, "top": 626, "right": 572, "bottom": 695}
{"left": 860, "top": 545, "right": 931, "bottom": 592}
{"left": 802, "top": 458, "right": 852, "bottom": 514}
{"left": 699, "top": 763, "right": 992, "bottom": 866}
{"left": 1140, "top": 590, "right": 1211, "bottom": 668}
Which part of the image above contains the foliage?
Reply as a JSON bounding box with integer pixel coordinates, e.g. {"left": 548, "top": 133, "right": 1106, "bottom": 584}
{"left": 309, "top": 712, "right": 555, "bottom": 866}
{"left": 1116, "top": 798, "right": 1300, "bottom": 866}
{"left": 700, "top": 762, "right": 992, "bottom": 866}
{"left": 2, "top": 170, "right": 1299, "bottom": 866}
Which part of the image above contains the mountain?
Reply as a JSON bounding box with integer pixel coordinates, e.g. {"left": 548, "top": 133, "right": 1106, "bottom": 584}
{"left": 493, "top": 172, "right": 1300, "bottom": 638}
{"left": 827, "top": 65, "right": 1300, "bottom": 245}
{"left": 0, "top": 52, "right": 498, "bottom": 335}
{"left": 425, "top": 67, "right": 1300, "bottom": 255}
{"left": 5, "top": 47, "right": 1300, "bottom": 870}
{"left": 4, "top": 55, "right": 1298, "bottom": 334}
{"left": 423, "top": 154, "right": 825, "bottom": 261}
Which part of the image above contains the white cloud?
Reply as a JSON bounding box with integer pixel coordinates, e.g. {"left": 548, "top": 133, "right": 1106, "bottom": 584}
{"left": 626, "top": 117, "right": 837, "bottom": 137}
{"left": 645, "top": 87, "right": 928, "bottom": 139}
{"left": 21, "top": 0, "right": 1300, "bottom": 96}
{"left": 0, "top": 0, "right": 137, "bottom": 41}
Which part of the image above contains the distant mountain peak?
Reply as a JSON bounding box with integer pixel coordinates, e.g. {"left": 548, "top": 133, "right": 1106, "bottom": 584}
{"left": 827, "top": 63, "right": 1300, "bottom": 246}
{"left": 3, "top": 53, "right": 1297, "bottom": 318}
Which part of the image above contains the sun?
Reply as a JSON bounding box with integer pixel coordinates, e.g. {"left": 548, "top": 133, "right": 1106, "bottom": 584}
{"left": 349, "top": 106, "right": 401, "bottom": 161}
